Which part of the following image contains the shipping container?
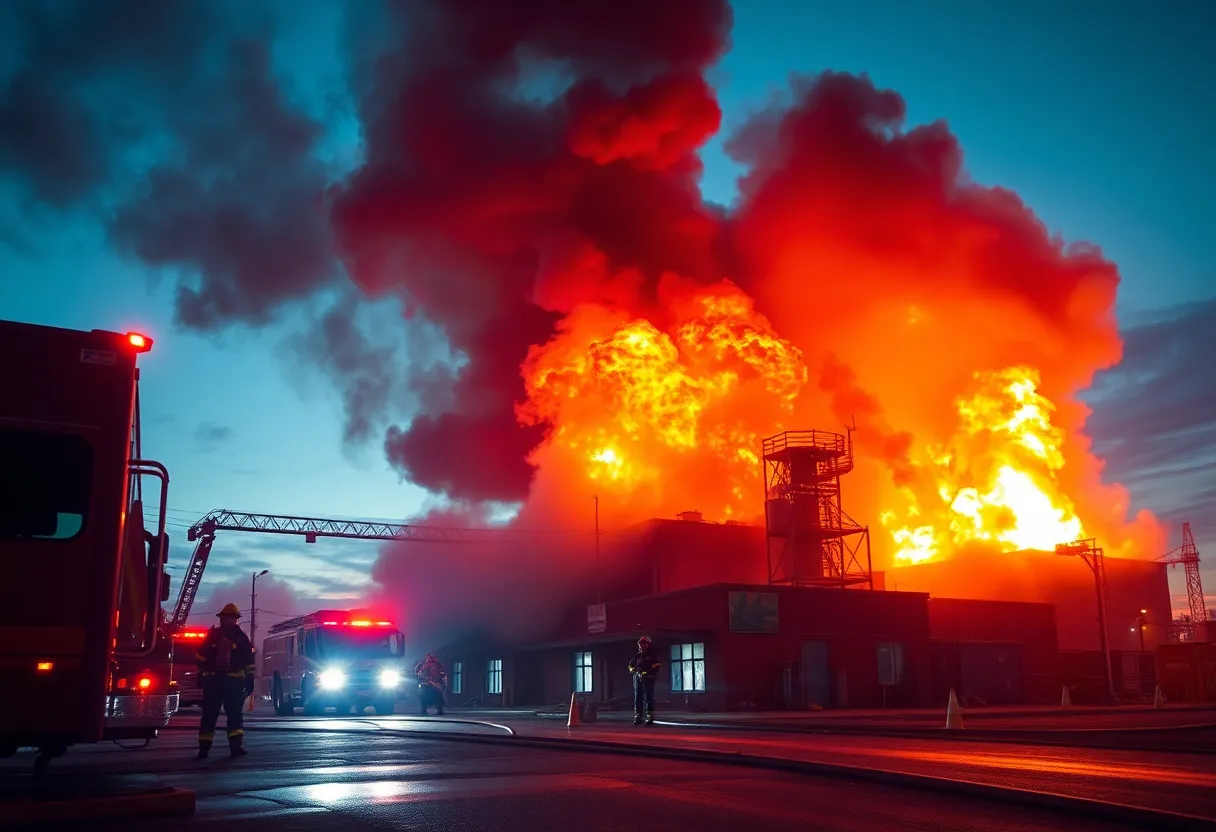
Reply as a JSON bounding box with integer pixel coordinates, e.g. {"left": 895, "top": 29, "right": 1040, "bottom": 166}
{"left": 1157, "top": 643, "right": 1216, "bottom": 704}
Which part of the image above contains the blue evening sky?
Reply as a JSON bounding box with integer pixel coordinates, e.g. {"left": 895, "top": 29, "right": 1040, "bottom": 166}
{"left": 2, "top": 1, "right": 1212, "bottom": 621}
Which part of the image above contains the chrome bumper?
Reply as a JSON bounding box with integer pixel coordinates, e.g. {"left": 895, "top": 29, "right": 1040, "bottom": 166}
{"left": 105, "top": 692, "right": 180, "bottom": 729}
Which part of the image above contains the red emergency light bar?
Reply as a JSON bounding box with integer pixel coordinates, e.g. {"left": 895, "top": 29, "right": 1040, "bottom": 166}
{"left": 320, "top": 619, "right": 395, "bottom": 628}
{"left": 172, "top": 627, "right": 210, "bottom": 640}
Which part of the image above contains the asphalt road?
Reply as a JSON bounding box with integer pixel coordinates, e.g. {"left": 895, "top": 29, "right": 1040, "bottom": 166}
{"left": 519, "top": 705, "right": 1216, "bottom": 730}
{"left": 0, "top": 729, "right": 1165, "bottom": 831}
{"left": 503, "top": 717, "right": 1216, "bottom": 819}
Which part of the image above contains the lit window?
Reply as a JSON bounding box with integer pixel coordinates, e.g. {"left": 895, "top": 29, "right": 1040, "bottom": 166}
{"left": 573, "top": 651, "right": 592, "bottom": 693}
{"left": 487, "top": 659, "right": 502, "bottom": 695}
{"left": 670, "top": 642, "right": 705, "bottom": 693}
{"left": 450, "top": 662, "right": 463, "bottom": 695}
{"left": 877, "top": 642, "right": 905, "bottom": 686}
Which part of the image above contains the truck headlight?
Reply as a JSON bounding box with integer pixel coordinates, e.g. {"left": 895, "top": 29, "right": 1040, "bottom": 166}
{"left": 378, "top": 669, "right": 401, "bottom": 689}
{"left": 318, "top": 669, "right": 346, "bottom": 690}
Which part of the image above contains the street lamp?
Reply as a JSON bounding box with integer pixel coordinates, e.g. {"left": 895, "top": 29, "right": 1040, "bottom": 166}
{"left": 1136, "top": 609, "right": 1147, "bottom": 655}
{"left": 1055, "top": 538, "right": 1115, "bottom": 703}
{"left": 249, "top": 570, "right": 269, "bottom": 711}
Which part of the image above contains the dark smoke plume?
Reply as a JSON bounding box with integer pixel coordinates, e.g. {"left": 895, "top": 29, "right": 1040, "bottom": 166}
{"left": 2, "top": 0, "right": 338, "bottom": 329}
{"left": 330, "top": 0, "right": 734, "bottom": 503}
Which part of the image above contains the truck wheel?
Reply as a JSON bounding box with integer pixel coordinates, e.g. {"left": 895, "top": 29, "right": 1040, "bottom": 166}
{"left": 374, "top": 698, "right": 395, "bottom": 716}
{"left": 273, "top": 676, "right": 294, "bottom": 716}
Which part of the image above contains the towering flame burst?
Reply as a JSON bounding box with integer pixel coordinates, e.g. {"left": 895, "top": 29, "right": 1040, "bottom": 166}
{"left": 518, "top": 283, "right": 806, "bottom": 518}
{"left": 881, "top": 367, "right": 1085, "bottom": 564}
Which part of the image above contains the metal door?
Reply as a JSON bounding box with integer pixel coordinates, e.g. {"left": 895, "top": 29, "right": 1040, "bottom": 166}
{"left": 800, "top": 641, "right": 831, "bottom": 706}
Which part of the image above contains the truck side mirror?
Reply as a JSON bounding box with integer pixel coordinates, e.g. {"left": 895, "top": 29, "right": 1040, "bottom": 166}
{"left": 161, "top": 570, "right": 171, "bottom": 603}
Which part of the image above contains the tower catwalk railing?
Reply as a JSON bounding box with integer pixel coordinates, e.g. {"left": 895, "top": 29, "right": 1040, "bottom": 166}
{"left": 762, "top": 428, "right": 873, "bottom": 589}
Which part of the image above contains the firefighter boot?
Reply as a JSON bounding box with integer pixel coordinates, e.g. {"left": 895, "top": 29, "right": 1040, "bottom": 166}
{"left": 633, "top": 712, "right": 643, "bottom": 726}
{"left": 644, "top": 710, "right": 655, "bottom": 726}
{"left": 197, "top": 740, "right": 212, "bottom": 760}
{"left": 228, "top": 730, "right": 247, "bottom": 757}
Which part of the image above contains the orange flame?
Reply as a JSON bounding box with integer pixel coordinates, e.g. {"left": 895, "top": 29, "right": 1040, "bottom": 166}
{"left": 517, "top": 285, "right": 1158, "bottom": 568}
{"left": 881, "top": 367, "right": 1086, "bottom": 563}
{"left": 518, "top": 282, "right": 805, "bottom": 518}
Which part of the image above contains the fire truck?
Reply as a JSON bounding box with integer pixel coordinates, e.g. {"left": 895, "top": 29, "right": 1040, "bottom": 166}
{"left": 260, "top": 610, "right": 406, "bottom": 716}
{"left": 168, "top": 626, "right": 211, "bottom": 708}
{"left": 0, "top": 320, "right": 176, "bottom": 771}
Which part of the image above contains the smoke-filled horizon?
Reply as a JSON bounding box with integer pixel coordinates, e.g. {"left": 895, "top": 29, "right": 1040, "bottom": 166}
{"left": 5, "top": 0, "right": 1209, "bottom": 642}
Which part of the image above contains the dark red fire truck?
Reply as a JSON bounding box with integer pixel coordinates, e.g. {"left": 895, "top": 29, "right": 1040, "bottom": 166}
{"left": 0, "top": 320, "right": 175, "bottom": 772}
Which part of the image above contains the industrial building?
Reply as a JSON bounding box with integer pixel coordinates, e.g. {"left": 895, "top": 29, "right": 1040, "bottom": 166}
{"left": 436, "top": 430, "right": 1201, "bottom": 711}
{"left": 441, "top": 583, "right": 1061, "bottom": 711}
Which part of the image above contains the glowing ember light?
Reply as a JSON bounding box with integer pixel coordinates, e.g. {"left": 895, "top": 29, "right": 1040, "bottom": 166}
{"left": 882, "top": 367, "right": 1086, "bottom": 564}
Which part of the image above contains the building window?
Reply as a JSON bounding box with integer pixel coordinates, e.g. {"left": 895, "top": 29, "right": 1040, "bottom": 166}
{"left": 877, "top": 642, "right": 905, "bottom": 686}
{"left": 671, "top": 642, "right": 706, "bottom": 692}
{"left": 487, "top": 659, "right": 503, "bottom": 695}
{"left": 450, "top": 662, "right": 463, "bottom": 695}
{"left": 573, "top": 651, "right": 593, "bottom": 693}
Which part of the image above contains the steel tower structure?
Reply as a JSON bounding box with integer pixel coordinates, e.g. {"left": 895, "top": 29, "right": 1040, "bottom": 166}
{"left": 762, "top": 429, "right": 873, "bottom": 588}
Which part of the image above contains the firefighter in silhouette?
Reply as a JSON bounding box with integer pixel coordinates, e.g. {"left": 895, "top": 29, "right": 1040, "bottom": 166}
{"left": 629, "top": 635, "right": 663, "bottom": 725}
{"left": 415, "top": 653, "right": 448, "bottom": 716}
{"left": 195, "top": 603, "right": 255, "bottom": 758}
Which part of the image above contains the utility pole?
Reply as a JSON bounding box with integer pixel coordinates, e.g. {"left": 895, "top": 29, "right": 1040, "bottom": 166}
{"left": 249, "top": 569, "right": 268, "bottom": 711}
{"left": 594, "top": 495, "right": 601, "bottom": 606}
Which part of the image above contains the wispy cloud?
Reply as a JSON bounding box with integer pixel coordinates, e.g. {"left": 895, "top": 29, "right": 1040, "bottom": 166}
{"left": 194, "top": 421, "right": 235, "bottom": 451}
{"left": 1088, "top": 297, "right": 1216, "bottom": 612}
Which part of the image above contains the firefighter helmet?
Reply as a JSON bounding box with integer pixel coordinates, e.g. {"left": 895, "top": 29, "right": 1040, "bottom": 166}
{"left": 217, "top": 603, "right": 242, "bottom": 618}
{"left": 638, "top": 635, "right": 652, "bottom": 647}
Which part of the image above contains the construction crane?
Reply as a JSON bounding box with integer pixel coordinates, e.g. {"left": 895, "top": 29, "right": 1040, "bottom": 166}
{"left": 1158, "top": 521, "right": 1207, "bottom": 641}
{"left": 164, "top": 509, "right": 570, "bottom": 633}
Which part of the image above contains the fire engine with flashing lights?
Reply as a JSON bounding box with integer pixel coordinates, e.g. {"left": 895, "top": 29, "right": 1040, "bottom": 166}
{"left": 260, "top": 608, "right": 403, "bottom": 720}
{"left": 260, "top": 611, "right": 406, "bottom": 716}
{"left": 0, "top": 321, "right": 176, "bottom": 772}
{"left": 167, "top": 626, "right": 211, "bottom": 708}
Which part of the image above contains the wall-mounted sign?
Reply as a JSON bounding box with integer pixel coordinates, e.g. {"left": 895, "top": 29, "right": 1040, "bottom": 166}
{"left": 587, "top": 603, "right": 606, "bottom": 634}
{"left": 728, "top": 591, "right": 779, "bottom": 633}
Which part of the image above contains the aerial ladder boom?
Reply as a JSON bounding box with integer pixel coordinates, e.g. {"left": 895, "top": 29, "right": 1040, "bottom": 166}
{"left": 165, "top": 509, "right": 575, "bottom": 632}
{"left": 1157, "top": 521, "right": 1207, "bottom": 640}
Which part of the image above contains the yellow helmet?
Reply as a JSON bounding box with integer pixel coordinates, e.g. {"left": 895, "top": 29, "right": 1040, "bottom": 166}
{"left": 217, "top": 603, "right": 242, "bottom": 618}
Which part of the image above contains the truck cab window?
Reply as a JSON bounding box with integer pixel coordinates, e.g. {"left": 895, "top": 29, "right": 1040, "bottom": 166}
{"left": 0, "top": 428, "right": 92, "bottom": 540}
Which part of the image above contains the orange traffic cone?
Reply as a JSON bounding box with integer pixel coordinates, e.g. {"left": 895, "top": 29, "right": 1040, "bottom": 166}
{"left": 567, "top": 692, "right": 581, "bottom": 728}
{"left": 1061, "top": 686, "right": 1071, "bottom": 709}
{"left": 945, "top": 688, "right": 963, "bottom": 730}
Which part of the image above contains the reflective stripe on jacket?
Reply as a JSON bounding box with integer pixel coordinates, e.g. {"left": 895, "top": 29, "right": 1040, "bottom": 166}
{"left": 629, "top": 650, "right": 662, "bottom": 678}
